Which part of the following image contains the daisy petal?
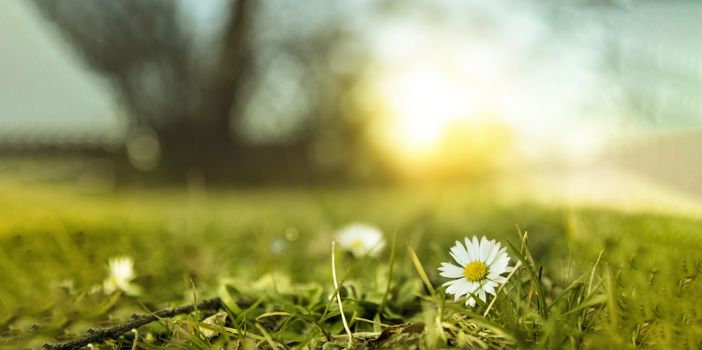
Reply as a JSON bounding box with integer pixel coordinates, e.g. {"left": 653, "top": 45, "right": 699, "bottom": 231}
{"left": 439, "top": 262, "right": 464, "bottom": 278}
{"left": 485, "top": 242, "right": 501, "bottom": 265}
{"left": 464, "top": 237, "right": 475, "bottom": 261}
{"left": 483, "top": 281, "right": 496, "bottom": 295}
{"left": 450, "top": 241, "right": 469, "bottom": 266}
{"left": 466, "top": 281, "right": 480, "bottom": 294}
{"left": 478, "top": 289, "right": 486, "bottom": 302}
{"left": 489, "top": 249, "right": 509, "bottom": 266}
{"left": 442, "top": 279, "right": 458, "bottom": 288}
{"left": 471, "top": 236, "right": 480, "bottom": 260}
{"left": 473, "top": 237, "right": 482, "bottom": 260}
{"left": 446, "top": 278, "right": 470, "bottom": 297}
{"left": 479, "top": 236, "right": 491, "bottom": 262}
{"left": 489, "top": 255, "right": 510, "bottom": 276}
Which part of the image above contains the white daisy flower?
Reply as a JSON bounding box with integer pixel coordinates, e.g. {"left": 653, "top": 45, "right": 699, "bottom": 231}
{"left": 439, "top": 236, "right": 512, "bottom": 307}
{"left": 335, "top": 223, "right": 385, "bottom": 257}
{"left": 103, "top": 256, "right": 141, "bottom": 296}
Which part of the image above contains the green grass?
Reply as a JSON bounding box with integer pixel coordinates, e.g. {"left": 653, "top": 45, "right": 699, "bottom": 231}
{"left": 0, "top": 181, "right": 701, "bottom": 349}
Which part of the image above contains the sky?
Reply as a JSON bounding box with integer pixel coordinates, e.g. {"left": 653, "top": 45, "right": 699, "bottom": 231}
{"left": 0, "top": 1, "right": 126, "bottom": 145}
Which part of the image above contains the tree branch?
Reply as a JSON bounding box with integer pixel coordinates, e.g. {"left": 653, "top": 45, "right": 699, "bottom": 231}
{"left": 42, "top": 297, "right": 223, "bottom": 350}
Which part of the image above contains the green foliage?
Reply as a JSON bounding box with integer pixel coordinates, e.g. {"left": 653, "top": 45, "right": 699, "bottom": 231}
{"left": 0, "top": 184, "right": 700, "bottom": 349}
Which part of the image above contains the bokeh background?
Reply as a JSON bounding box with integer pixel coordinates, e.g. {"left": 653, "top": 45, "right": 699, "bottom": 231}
{"left": 1, "top": 0, "right": 702, "bottom": 208}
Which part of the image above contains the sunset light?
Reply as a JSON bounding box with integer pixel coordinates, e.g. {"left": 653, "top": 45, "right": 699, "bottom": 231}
{"left": 359, "top": 12, "right": 617, "bottom": 172}
{"left": 376, "top": 62, "right": 479, "bottom": 153}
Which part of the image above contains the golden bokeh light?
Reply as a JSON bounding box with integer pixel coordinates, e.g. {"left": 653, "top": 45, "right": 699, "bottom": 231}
{"left": 375, "top": 63, "right": 479, "bottom": 153}
{"left": 359, "top": 55, "right": 513, "bottom": 180}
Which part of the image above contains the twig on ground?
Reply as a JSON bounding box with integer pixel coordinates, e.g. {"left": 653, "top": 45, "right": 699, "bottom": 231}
{"left": 43, "top": 297, "right": 223, "bottom": 350}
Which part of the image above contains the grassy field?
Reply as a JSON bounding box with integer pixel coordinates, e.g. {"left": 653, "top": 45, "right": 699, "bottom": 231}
{"left": 0, "top": 180, "right": 701, "bottom": 349}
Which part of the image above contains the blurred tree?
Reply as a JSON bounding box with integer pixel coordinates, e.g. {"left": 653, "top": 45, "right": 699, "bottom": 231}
{"left": 32, "top": 0, "right": 256, "bottom": 183}
{"left": 32, "top": 0, "right": 367, "bottom": 184}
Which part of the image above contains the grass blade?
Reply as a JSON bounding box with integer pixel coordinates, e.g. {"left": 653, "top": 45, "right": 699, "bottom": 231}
{"left": 407, "top": 243, "right": 435, "bottom": 297}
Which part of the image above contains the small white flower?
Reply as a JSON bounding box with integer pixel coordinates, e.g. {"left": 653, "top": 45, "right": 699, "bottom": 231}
{"left": 103, "top": 256, "right": 141, "bottom": 296}
{"left": 335, "top": 223, "right": 385, "bottom": 257}
{"left": 439, "top": 236, "right": 512, "bottom": 307}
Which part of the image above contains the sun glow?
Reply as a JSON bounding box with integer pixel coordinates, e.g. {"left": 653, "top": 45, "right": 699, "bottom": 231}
{"left": 374, "top": 62, "right": 480, "bottom": 153}
{"left": 358, "top": 53, "right": 514, "bottom": 179}
{"left": 356, "top": 8, "right": 616, "bottom": 177}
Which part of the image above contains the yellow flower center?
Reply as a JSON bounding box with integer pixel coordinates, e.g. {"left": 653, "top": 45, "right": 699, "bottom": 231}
{"left": 351, "top": 239, "right": 365, "bottom": 250}
{"left": 464, "top": 261, "right": 488, "bottom": 282}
